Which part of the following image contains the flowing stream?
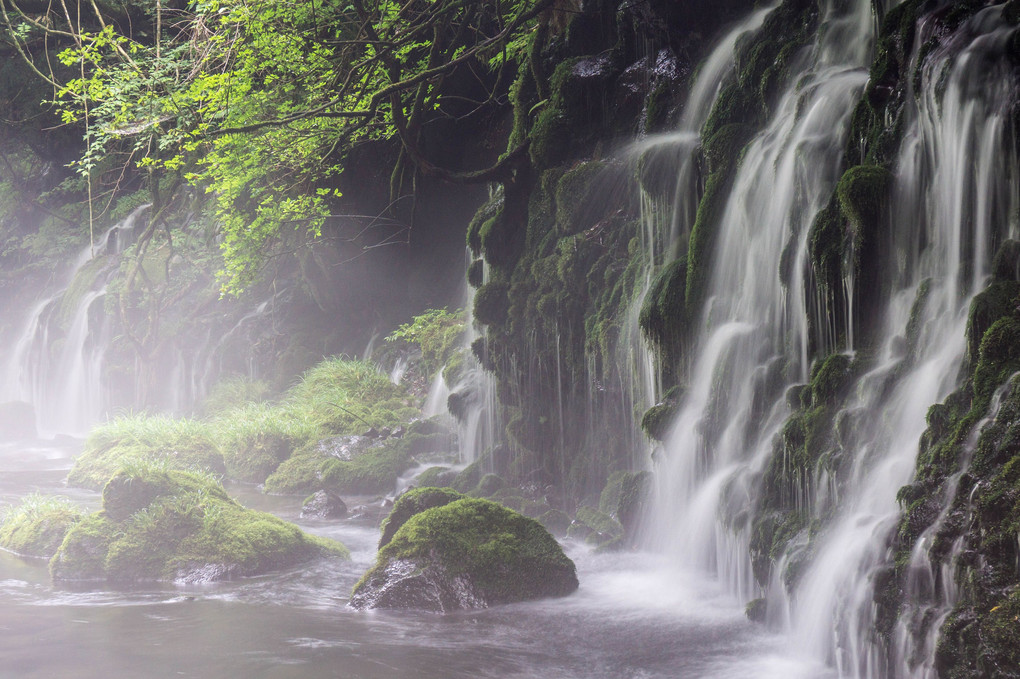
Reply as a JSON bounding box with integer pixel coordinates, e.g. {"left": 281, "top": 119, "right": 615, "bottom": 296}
{"left": 0, "top": 439, "right": 833, "bottom": 679}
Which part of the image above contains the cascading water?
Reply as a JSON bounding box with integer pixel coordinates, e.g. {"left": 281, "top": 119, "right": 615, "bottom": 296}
{"left": 420, "top": 252, "right": 498, "bottom": 469}
{"left": 647, "top": 0, "right": 879, "bottom": 597}
{"left": 623, "top": 4, "right": 774, "bottom": 463}
{"left": 644, "top": 0, "right": 1019, "bottom": 676}
{"left": 1, "top": 205, "right": 148, "bottom": 434}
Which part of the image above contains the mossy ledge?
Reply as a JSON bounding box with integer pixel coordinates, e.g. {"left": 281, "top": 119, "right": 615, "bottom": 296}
{"left": 350, "top": 497, "right": 577, "bottom": 612}
{"left": 51, "top": 465, "right": 347, "bottom": 583}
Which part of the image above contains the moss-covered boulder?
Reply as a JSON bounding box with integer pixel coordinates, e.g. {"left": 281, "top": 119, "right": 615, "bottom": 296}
{"left": 351, "top": 497, "right": 578, "bottom": 612}
{"left": 0, "top": 495, "right": 84, "bottom": 558}
{"left": 378, "top": 487, "right": 467, "bottom": 549}
{"left": 51, "top": 465, "right": 347, "bottom": 583}
{"left": 598, "top": 470, "right": 652, "bottom": 541}
{"left": 567, "top": 506, "right": 624, "bottom": 548}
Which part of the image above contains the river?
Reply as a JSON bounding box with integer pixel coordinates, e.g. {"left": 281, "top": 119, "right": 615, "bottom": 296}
{"left": 0, "top": 438, "right": 833, "bottom": 679}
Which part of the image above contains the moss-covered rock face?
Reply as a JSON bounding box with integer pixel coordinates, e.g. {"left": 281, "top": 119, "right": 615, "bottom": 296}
{"left": 264, "top": 424, "right": 457, "bottom": 496}
{"left": 351, "top": 497, "right": 578, "bottom": 612}
{"left": 51, "top": 466, "right": 347, "bottom": 583}
{"left": 0, "top": 495, "right": 85, "bottom": 558}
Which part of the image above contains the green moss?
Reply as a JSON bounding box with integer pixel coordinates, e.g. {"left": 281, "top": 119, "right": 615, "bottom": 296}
{"left": 836, "top": 165, "right": 892, "bottom": 258}
{"left": 974, "top": 317, "right": 1020, "bottom": 403}
{"left": 992, "top": 239, "right": 1020, "bottom": 281}
{"left": 568, "top": 506, "right": 624, "bottom": 547}
{"left": 639, "top": 258, "right": 687, "bottom": 361}
{"left": 472, "top": 473, "right": 507, "bottom": 498}
{"left": 452, "top": 458, "right": 484, "bottom": 493}
{"left": 413, "top": 466, "right": 457, "bottom": 488}
{"left": 378, "top": 487, "right": 467, "bottom": 549}
{"left": 467, "top": 192, "right": 504, "bottom": 257}
{"left": 966, "top": 281, "right": 1020, "bottom": 361}
{"left": 352, "top": 498, "right": 577, "bottom": 607}
{"left": 267, "top": 431, "right": 453, "bottom": 496}
{"left": 554, "top": 161, "right": 606, "bottom": 235}
{"left": 51, "top": 466, "right": 346, "bottom": 583}
{"left": 810, "top": 353, "right": 854, "bottom": 405}
{"left": 0, "top": 495, "right": 85, "bottom": 558}
{"left": 214, "top": 402, "right": 316, "bottom": 483}
{"left": 467, "top": 258, "right": 485, "bottom": 288}
{"left": 473, "top": 280, "right": 511, "bottom": 327}
{"left": 640, "top": 399, "right": 678, "bottom": 441}
{"left": 745, "top": 597, "right": 767, "bottom": 623}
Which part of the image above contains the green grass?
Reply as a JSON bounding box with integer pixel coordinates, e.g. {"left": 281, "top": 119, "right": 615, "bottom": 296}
{"left": 69, "top": 357, "right": 426, "bottom": 492}
{"left": 68, "top": 414, "right": 225, "bottom": 490}
{"left": 0, "top": 494, "right": 85, "bottom": 558}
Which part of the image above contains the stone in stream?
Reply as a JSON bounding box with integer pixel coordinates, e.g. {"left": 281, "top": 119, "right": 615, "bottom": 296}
{"left": 300, "top": 489, "right": 348, "bottom": 519}
{"left": 350, "top": 493, "right": 578, "bottom": 612}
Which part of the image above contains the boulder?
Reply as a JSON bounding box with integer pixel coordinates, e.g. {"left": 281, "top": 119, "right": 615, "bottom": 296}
{"left": 351, "top": 497, "right": 578, "bottom": 612}
{"left": 300, "top": 490, "right": 348, "bottom": 519}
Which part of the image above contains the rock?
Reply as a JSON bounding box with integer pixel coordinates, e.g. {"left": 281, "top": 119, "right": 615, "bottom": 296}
{"left": 0, "top": 401, "right": 37, "bottom": 440}
{"left": 51, "top": 465, "right": 348, "bottom": 583}
{"left": 538, "top": 509, "right": 571, "bottom": 536}
{"left": 473, "top": 473, "right": 506, "bottom": 497}
{"left": 567, "top": 506, "right": 624, "bottom": 549}
{"left": 746, "top": 598, "right": 767, "bottom": 623}
{"left": 378, "top": 487, "right": 467, "bottom": 549}
{"left": 300, "top": 490, "right": 348, "bottom": 519}
{"left": 351, "top": 497, "right": 578, "bottom": 612}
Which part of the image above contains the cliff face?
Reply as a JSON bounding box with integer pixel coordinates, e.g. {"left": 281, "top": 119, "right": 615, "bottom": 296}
{"left": 467, "top": 0, "right": 1020, "bottom": 674}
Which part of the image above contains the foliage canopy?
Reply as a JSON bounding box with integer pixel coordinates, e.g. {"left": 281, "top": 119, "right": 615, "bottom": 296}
{"left": 1, "top": 0, "right": 557, "bottom": 292}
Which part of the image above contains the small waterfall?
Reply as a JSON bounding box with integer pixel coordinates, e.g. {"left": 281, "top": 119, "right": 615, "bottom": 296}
{"left": 790, "top": 7, "right": 1018, "bottom": 676}
{"left": 891, "top": 375, "right": 1016, "bottom": 678}
{"left": 627, "top": 4, "right": 774, "bottom": 410}
{"left": 1, "top": 205, "right": 148, "bottom": 434}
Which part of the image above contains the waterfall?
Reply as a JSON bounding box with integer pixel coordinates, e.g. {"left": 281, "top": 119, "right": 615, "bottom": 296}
{"left": 644, "top": 0, "right": 1019, "bottom": 676}
{"left": 647, "top": 0, "right": 878, "bottom": 592}
{"left": 1, "top": 205, "right": 148, "bottom": 435}
{"left": 625, "top": 4, "right": 774, "bottom": 463}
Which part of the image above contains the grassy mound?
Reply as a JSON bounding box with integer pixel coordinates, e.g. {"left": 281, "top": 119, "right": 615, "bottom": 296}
{"left": 0, "top": 494, "right": 85, "bottom": 558}
{"left": 68, "top": 358, "right": 426, "bottom": 491}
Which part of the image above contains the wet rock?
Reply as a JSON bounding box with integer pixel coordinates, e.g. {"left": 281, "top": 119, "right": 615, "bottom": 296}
{"left": 300, "top": 490, "right": 348, "bottom": 519}
{"left": 352, "top": 497, "right": 577, "bottom": 612}
{"left": 0, "top": 401, "right": 37, "bottom": 441}
{"left": 317, "top": 435, "right": 374, "bottom": 461}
